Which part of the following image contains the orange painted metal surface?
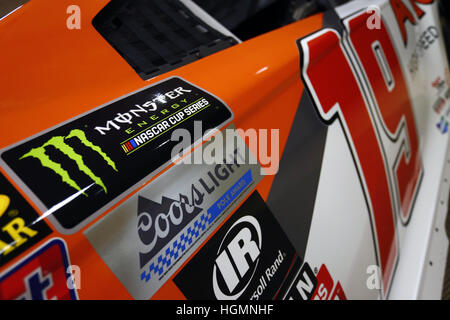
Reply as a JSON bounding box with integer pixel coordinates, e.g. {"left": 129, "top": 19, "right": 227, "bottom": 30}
{"left": 0, "top": 0, "right": 324, "bottom": 299}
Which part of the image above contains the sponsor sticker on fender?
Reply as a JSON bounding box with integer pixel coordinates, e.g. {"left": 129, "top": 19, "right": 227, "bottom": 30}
{"left": 276, "top": 261, "right": 346, "bottom": 300}
{"left": 311, "top": 265, "right": 346, "bottom": 300}
{"left": 0, "top": 77, "right": 233, "bottom": 233}
{"left": 85, "top": 130, "right": 261, "bottom": 300}
{"left": 173, "top": 191, "right": 297, "bottom": 300}
{"left": 0, "top": 173, "right": 52, "bottom": 267}
{"left": 0, "top": 238, "right": 77, "bottom": 300}
{"left": 174, "top": 191, "right": 346, "bottom": 300}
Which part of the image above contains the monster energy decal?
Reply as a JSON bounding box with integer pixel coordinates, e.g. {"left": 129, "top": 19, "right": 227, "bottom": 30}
{"left": 0, "top": 77, "right": 233, "bottom": 233}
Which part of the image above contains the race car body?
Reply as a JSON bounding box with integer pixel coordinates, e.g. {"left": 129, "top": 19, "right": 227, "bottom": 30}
{"left": 0, "top": 0, "right": 448, "bottom": 300}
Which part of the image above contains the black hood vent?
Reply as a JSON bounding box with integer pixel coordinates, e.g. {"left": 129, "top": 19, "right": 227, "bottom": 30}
{"left": 93, "top": 0, "right": 237, "bottom": 80}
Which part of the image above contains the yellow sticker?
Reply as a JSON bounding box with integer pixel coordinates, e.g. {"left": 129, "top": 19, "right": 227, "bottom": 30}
{"left": 0, "top": 194, "right": 10, "bottom": 218}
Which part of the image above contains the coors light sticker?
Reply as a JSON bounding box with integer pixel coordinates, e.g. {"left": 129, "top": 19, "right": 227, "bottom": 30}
{"left": 84, "top": 131, "right": 262, "bottom": 299}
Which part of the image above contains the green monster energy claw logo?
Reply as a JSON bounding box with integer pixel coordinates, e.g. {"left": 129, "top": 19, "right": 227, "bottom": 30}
{"left": 20, "top": 129, "right": 117, "bottom": 195}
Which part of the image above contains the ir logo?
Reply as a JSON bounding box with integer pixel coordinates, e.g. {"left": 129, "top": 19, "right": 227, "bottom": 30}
{"left": 66, "top": 265, "right": 81, "bottom": 290}
{"left": 366, "top": 5, "right": 381, "bottom": 30}
{"left": 366, "top": 265, "right": 382, "bottom": 290}
{"left": 213, "top": 215, "right": 262, "bottom": 300}
{"left": 66, "top": 5, "right": 81, "bottom": 30}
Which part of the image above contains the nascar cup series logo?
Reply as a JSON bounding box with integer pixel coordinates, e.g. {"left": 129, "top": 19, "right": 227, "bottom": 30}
{"left": 213, "top": 215, "right": 262, "bottom": 300}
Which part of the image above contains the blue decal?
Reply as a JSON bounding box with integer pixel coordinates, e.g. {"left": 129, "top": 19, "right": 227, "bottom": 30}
{"left": 207, "top": 169, "right": 253, "bottom": 223}
{"left": 140, "top": 170, "right": 253, "bottom": 283}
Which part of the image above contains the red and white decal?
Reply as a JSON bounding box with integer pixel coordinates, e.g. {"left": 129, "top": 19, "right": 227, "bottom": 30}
{"left": 0, "top": 239, "right": 77, "bottom": 300}
{"left": 312, "top": 264, "right": 347, "bottom": 300}
{"left": 389, "top": 0, "right": 435, "bottom": 46}
{"left": 344, "top": 10, "right": 423, "bottom": 224}
{"left": 299, "top": 6, "right": 425, "bottom": 296}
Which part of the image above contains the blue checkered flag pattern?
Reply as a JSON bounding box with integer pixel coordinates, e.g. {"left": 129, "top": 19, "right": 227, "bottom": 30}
{"left": 140, "top": 212, "right": 212, "bottom": 282}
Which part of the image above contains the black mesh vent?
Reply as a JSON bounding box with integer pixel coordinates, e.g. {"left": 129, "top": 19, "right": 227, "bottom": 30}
{"left": 93, "top": 0, "right": 237, "bottom": 80}
{"left": 192, "top": 0, "right": 256, "bottom": 30}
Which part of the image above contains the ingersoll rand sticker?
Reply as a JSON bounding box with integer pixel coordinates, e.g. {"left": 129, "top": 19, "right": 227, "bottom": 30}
{"left": 173, "top": 191, "right": 297, "bottom": 300}
{"left": 174, "top": 191, "right": 347, "bottom": 300}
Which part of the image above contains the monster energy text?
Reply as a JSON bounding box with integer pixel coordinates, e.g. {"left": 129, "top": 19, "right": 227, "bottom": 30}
{"left": 95, "top": 87, "right": 192, "bottom": 136}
